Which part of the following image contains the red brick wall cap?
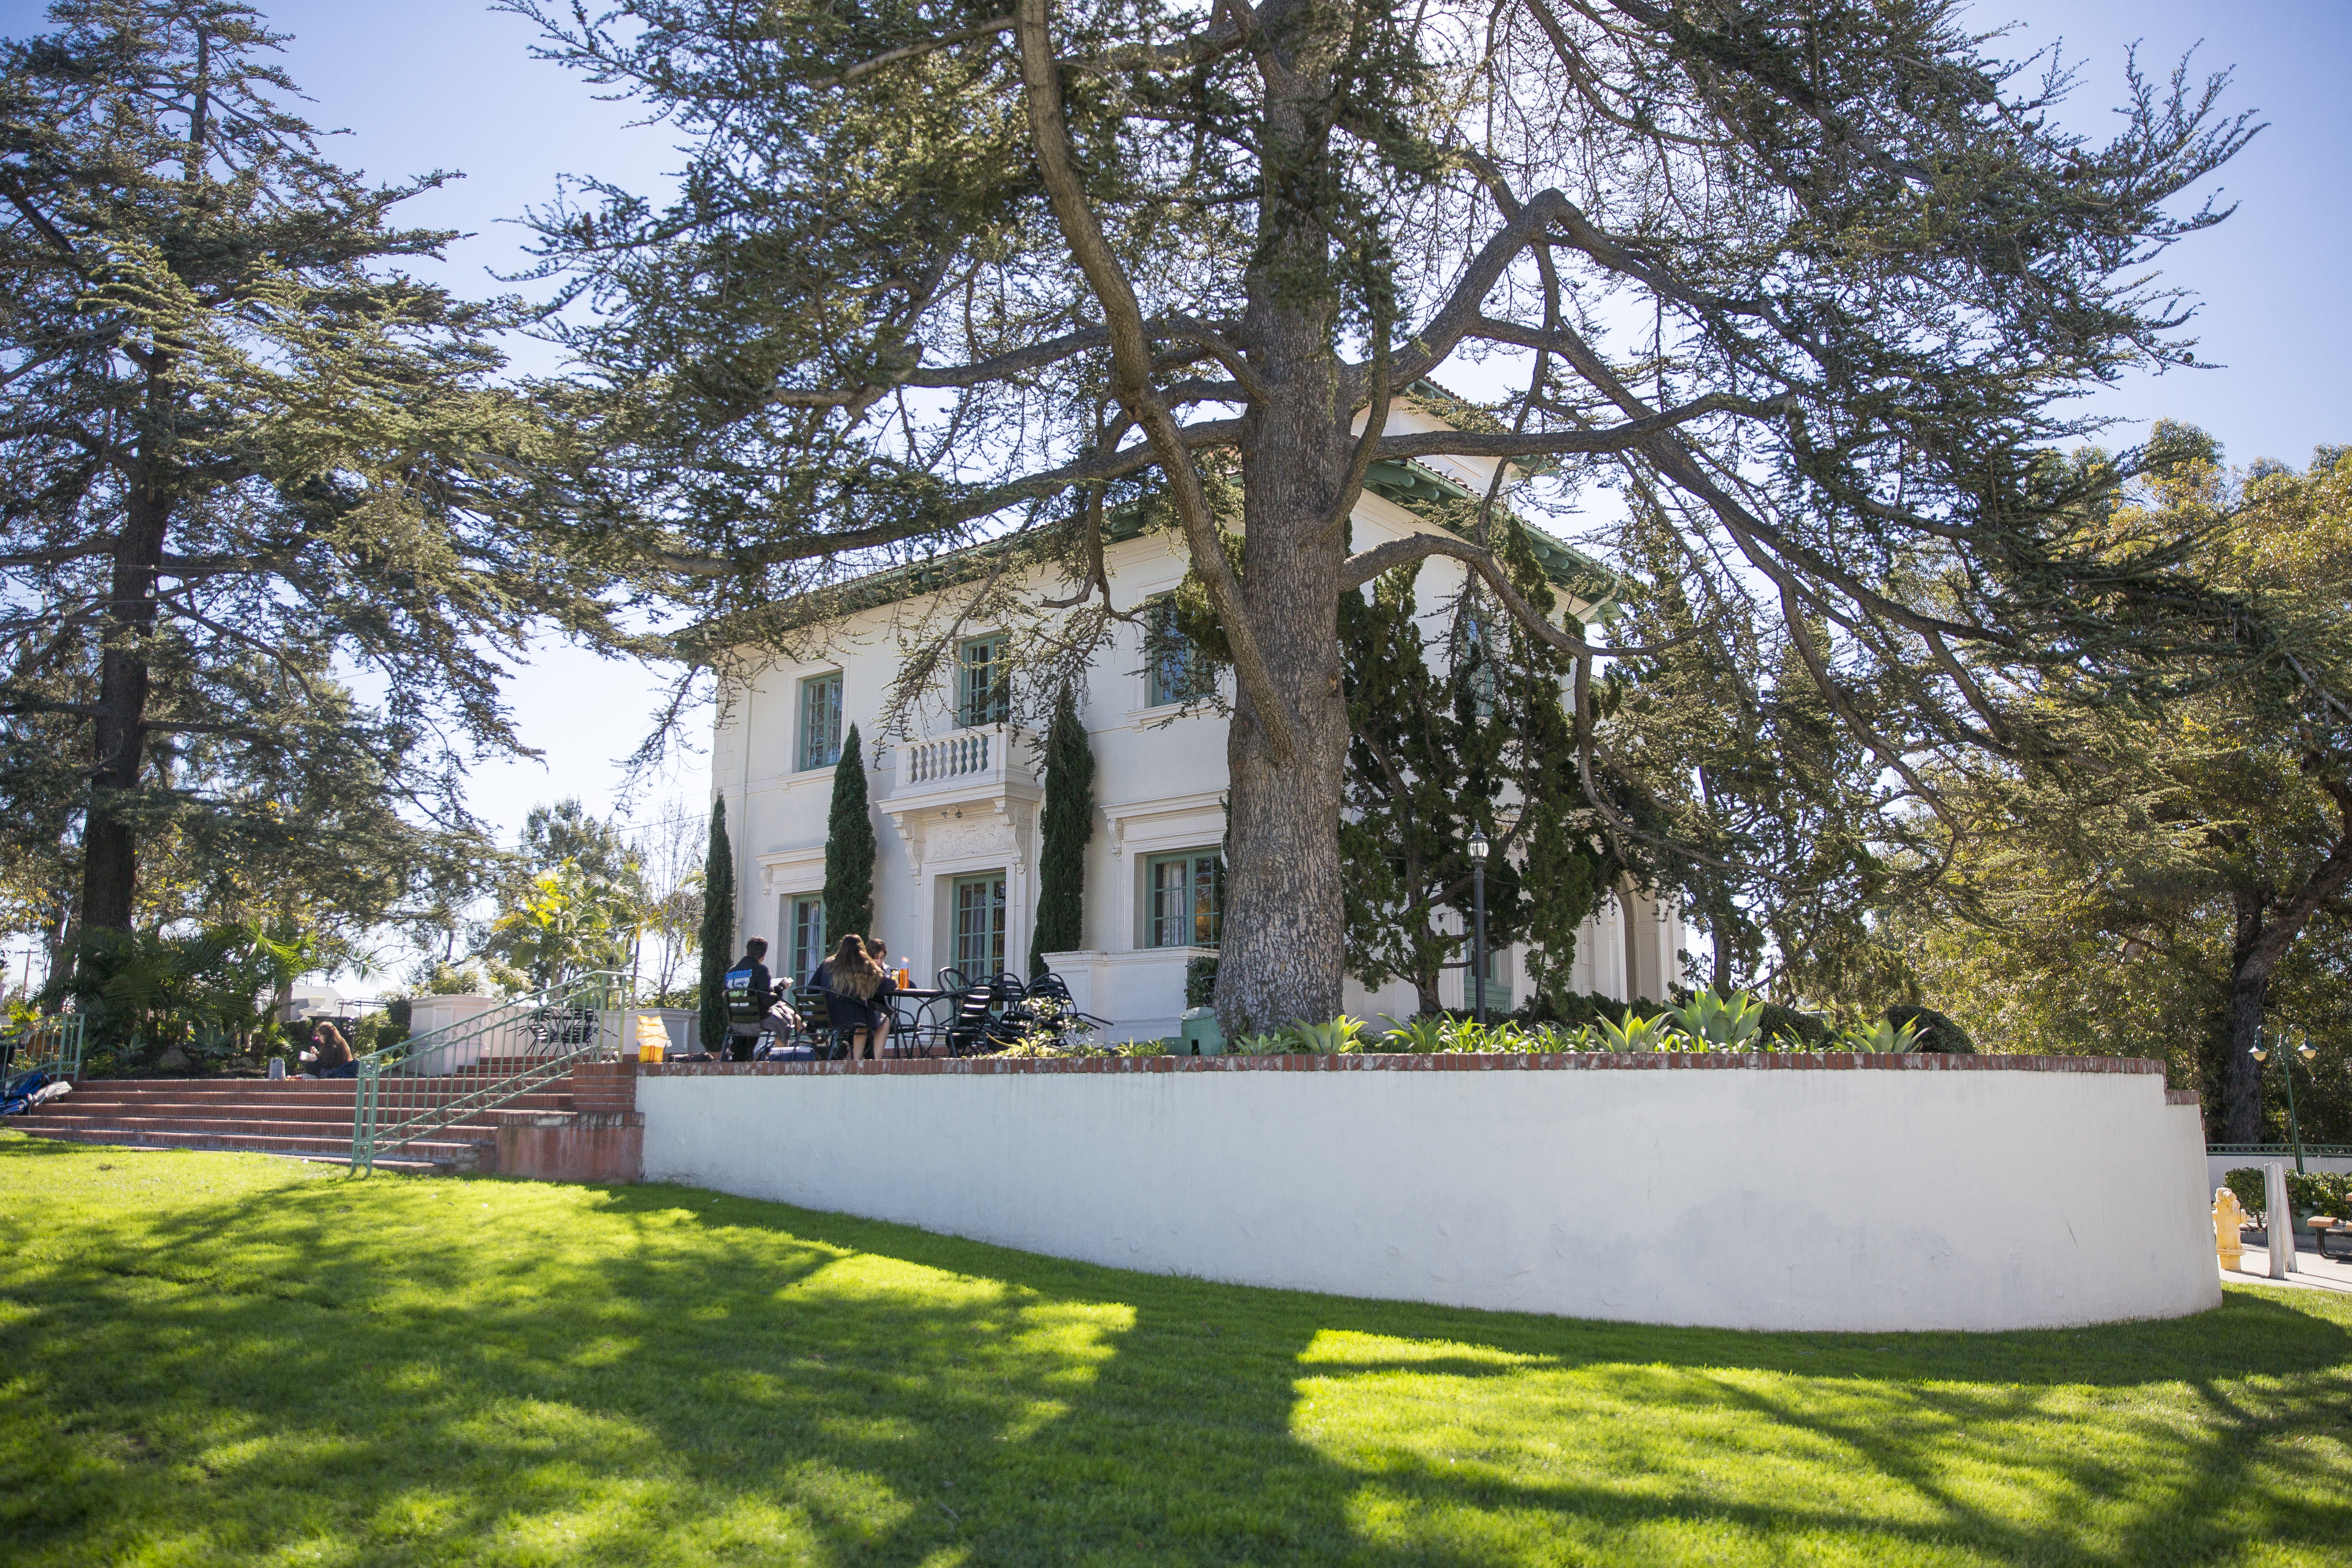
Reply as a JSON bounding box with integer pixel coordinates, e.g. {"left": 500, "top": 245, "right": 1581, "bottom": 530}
{"left": 638, "top": 1051, "right": 2165, "bottom": 1079}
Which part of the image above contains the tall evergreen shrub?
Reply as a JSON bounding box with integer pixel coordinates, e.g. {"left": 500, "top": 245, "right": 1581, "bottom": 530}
{"left": 825, "top": 725, "right": 876, "bottom": 944}
{"left": 697, "top": 797, "right": 735, "bottom": 1052}
{"left": 1030, "top": 686, "right": 1095, "bottom": 975}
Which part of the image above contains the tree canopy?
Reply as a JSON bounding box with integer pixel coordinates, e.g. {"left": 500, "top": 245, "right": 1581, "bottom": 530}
{"left": 508, "top": 0, "right": 2258, "bottom": 1030}
{"left": 1883, "top": 435, "right": 2352, "bottom": 1137}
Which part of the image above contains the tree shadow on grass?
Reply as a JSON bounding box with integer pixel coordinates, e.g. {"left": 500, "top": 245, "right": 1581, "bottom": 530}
{"left": 5, "top": 1145, "right": 2351, "bottom": 1566}
{"left": 616, "top": 1189, "right": 2352, "bottom": 1565}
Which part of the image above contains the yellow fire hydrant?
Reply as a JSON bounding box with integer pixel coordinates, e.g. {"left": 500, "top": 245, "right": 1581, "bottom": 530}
{"left": 2213, "top": 1187, "right": 2250, "bottom": 1272}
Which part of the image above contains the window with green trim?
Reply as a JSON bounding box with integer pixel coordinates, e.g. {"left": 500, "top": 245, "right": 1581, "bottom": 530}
{"left": 789, "top": 897, "right": 826, "bottom": 986}
{"left": 956, "top": 636, "right": 1010, "bottom": 728}
{"left": 1145, "top": 850, "right": 1223, "bottom": 949}
{"left": 799, "top": 672, "right": 843, "bottom": 771}
{"left": 952, "top": 873, "right": 1007, "bottom": 975}
{"left": 1144, "top": 595, "right": 1209, "bottom": 708}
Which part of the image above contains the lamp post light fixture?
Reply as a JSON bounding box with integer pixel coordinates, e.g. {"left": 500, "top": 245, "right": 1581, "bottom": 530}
{"left": 2250, "top": 1026, "right": 2318, "bottom": 1174}
{"left": 1467, "top": 828, "right": 1490, "bottom": 1027}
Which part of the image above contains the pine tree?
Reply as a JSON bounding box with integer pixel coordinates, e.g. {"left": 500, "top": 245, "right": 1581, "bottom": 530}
{"left": 697, "top": 797, "right": 734, "bottom": 1052}
{"left": 522, "top": 0, "right": 2254, "bottom": 1032}
{"left": 0, "top": 5, "right": 635, "bottom": 940}
{"left": 823, "top": 725, "right": 875, "bottom": 945}
{"left": 1030, "top": 685, "right": 1093, "bottom": 975}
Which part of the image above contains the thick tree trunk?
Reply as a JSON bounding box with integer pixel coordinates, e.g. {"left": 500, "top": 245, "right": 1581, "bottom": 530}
{"left": 78, "top": 481, "right": 170, "bottom": 935}
{"left": 1214, "top": 36, "right": 1350, "bottom": 1037}
{"left": 2218, "top": 802, "right": 2352, "bottom": 1141}
{"left": 2221, "top": 891, "right": 2269, "bottom": 1145}
{"left": 1218, "top": 384, "right": 1351, "bottom": 1034}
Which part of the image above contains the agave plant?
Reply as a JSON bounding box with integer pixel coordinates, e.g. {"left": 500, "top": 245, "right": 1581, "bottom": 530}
{"left": 1671, "top": 987, "right": 1765, "bottom": 1051}
{"left": 1232, "top": 1031, "right": 1292, "bottom": 1056}
{"left": 1835, "top": 1017, "right": 1922, "bottom": 1052}
{"left": 1287, "top": 1015, "right": 1371, "bottom": 1054}
{"left": 1526, "top": 1023, "right": 1595, "bottom": 1053}
{"left": 1596, "top": 1008, "right": 1683, "bottom": 1052}
{"left": 1377, "top": 1014, "right": 1449, "bottom": 1053}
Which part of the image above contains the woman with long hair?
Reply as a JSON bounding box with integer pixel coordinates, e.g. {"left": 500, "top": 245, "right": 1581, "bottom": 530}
{"left": 811, "top": 934, "right": 895, "bottom": 1060}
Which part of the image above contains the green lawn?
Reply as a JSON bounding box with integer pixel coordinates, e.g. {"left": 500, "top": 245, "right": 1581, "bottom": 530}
{"left": 2, "top": 1134, "right": 2347, "bottom": 1567}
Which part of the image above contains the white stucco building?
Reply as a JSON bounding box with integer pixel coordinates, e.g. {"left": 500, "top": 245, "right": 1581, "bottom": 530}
{"left": 715, "top": 398, "right": 1686, "bottom": 1038}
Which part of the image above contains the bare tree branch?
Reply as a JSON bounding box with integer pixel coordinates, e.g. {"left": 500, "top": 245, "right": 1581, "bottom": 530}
{"left": 1015, "top": 0, "right": 1301, "bottom": 764}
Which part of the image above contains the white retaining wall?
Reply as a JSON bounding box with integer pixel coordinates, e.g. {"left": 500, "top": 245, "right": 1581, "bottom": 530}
{"left": 636, "top": 1056, "right": 2220, "bottom": 1333}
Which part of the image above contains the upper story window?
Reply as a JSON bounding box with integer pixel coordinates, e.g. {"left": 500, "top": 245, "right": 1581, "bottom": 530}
{"left": 799, "top": 671, "right": 843, "bottom": 771}
{"left": 957, "top": 635, "right": 1010, "bottom": 728}
{"left": 1145, "top": 595, "right": 1209, "bottom": 709}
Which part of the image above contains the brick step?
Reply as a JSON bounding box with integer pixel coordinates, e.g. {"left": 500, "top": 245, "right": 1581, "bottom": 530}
{"left": 10, "top": 1122, "right": 496, "bottom": 1167}
{"left": 19, "top": 1110, "right": 516, "bottom": 1140}
{"left": 48, "top": 1089, "right": 575, "bottom": 1116}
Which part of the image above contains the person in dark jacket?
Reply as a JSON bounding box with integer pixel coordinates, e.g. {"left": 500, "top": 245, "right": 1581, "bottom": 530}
{"left": 811, "top": 934, "right": 894, "bottom": 1060}
{"left": 722, "top": 938, "right": 775, "bottom": 1061}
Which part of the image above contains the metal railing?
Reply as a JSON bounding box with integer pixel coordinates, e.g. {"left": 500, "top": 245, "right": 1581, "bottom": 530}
{"left": 2208, "top": 1142, "right": 2352, "bottom": 1160}
{"left": 2, "top": 1012, "right": 85, "bottom": 1083}
{"left": 350, "top": 971, "right": 626, "bottom": 1174}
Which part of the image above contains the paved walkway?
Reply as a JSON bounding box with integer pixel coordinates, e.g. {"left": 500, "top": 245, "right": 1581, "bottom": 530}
{"left": 2223, "top": 1241, "right": 2352, "bottom": 1295}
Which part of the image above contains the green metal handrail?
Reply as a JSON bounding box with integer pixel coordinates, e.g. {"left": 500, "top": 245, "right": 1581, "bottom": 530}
{"left": 3, "top": 1012, "right": 85, "bottom": 1083}
{"left": 350, "top": 971, "right": 626, "bottom": 1174}
{"left": 2208, "top": 1142, "right": 2352, "bottom": 1160}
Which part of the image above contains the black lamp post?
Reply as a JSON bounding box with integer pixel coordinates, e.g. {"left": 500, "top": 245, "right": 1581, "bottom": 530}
{"left": 1467, "top": 829, "right": 1489, "bottom": 1027}
{"left": 2250, "top": 1025, "right": 2318, "bottom": 1174}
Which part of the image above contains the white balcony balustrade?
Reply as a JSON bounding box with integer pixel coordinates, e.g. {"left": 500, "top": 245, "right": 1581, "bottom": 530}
{"left": 879, "top": 725, "right": 1043, "bottom": 883}
{"left": 903, "top": 728, "right": 994, "bottom": 785}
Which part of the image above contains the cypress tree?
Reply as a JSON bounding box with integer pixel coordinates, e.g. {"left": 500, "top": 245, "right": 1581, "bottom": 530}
{"left": 697, "top": 797, "right": 735, "bottom": 1052}
{"left": 1030, "top": 686, "right": 1095, "bottom": 976}
{"left": 824, "top": 725, "right": 875, "bottom": 945}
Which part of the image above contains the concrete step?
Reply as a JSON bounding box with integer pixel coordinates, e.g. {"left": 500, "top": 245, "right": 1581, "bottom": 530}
{"left": 9, "top": 1122, "right": 497, "bottom": 1168}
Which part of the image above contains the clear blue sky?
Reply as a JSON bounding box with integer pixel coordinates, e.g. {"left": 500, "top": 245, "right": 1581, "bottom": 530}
{"left": 3, "top": 0, "right": 2345, "bottom": 851}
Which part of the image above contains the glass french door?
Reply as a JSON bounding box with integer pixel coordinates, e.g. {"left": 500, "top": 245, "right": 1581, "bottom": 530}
{"left": 952, "top": 874, "right": 1007, "bottom": 977}
{"left": 789, "top": 897, "right": 826, "bottom": 986}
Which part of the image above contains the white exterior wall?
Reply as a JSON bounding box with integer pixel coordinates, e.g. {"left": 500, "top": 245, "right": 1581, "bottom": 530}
{"left": 639, "top": 1058, "right": 2220, "bottom": 1332}
{"left": 716, "top": 420, "right": 1687, "bottom": 1034}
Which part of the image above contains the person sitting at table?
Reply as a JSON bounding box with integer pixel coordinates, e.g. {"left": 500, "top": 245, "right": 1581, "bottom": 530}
{"left": 812, "top": 934, "right": 894, "bottom": 1060}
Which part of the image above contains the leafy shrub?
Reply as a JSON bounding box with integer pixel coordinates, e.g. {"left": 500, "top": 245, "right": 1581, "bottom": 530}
{"left": 2287, "top": 1170, "right": 2352, "bottom": 1217}
{"left": 1884, "top": 1004, "right": 1975, "bottom": 1054}
{"left": 1756, "top": 1003, "right": 1831, "bottom": 1049}
{"left": 1511, "top": 991, "right": 1667, "bottom": 1030}
{"left": 68, "top": 922, "right": 311, "bottom": 1076}
{"left": 2224, "top": 1167, "right": 2269, "bottom": 1220}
